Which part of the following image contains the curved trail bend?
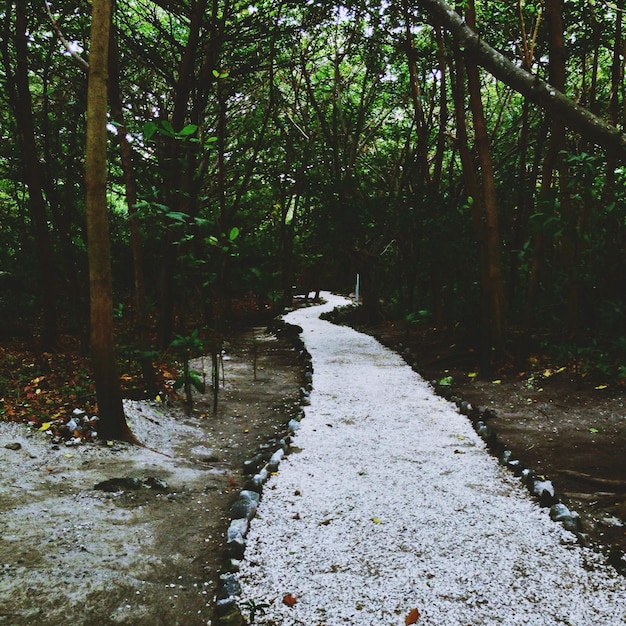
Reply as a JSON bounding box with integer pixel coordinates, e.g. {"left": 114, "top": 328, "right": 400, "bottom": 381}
{"left": 237, "top": 293, "right": 626, "bottom": 626}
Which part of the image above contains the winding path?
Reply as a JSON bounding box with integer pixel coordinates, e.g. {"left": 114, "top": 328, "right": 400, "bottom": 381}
{"left": 237, "top": 293, "right": 626, "bottom": 625}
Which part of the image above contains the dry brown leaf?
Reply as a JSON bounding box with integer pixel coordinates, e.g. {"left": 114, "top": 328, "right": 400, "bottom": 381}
{"left": 282, "top": 593, "right": 297, "bottom": 607}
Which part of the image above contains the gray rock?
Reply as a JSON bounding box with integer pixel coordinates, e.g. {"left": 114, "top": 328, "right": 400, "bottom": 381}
{"left": 550, "top": 503, "right": 571, "bottom": 521}
{"left": 226, "top": 533, "right": 246, "bottom": 559}
{"left": 215, "top": 595, "right": 238, "bottom": 616}
{"left": 500, "top": 450, "right": 513, "bottom": 466}
{"left": 230, "top": 497, "right": 257, "bottom": 520}
{"left": 239, "top": 489, "right": 260, "bottom": 505}
{"left": 227, "top": 518, "right": 249, "bottom": 543}
{"left": 267, "top": 448, "right": 284, "bottom": 472}
{"left": 144, "top": 476, "right": 168, "bottom": 491}
{"left": 532, "top": 479, "right": 556, "bottom": 506}
{"left": 562, "top": 511, "right": 582, "bottom": 533}
{"left": 218, "top": 572, "right": 241, "bottom": 599}
{"left": 4, "top": 442, "right": 21, "bottom": 451}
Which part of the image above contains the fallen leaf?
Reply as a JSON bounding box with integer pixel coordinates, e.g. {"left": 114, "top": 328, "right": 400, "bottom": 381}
{"left": 283, "top": 593, "right": 297, "bottom": 607}
{"left": 595, "top": 384, "right": 608, "bottom": 390}
{"left": 405, "top": 607, "right": 420, "bottom": 624}
{"left": 467, "top": 372, "right": 478, "bottom": 378}
{"left": 371, "top": 517, "right": 383, "bottom": 524}
{"left": 38, "top": 422, "right": 51, "bottom": 431}
{"left": 492, "top": 379, "right": 502, "bottom": 384}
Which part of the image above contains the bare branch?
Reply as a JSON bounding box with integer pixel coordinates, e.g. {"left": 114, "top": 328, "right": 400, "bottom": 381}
{"left": 43, "top": 0, "right": 89, "bottom": 71}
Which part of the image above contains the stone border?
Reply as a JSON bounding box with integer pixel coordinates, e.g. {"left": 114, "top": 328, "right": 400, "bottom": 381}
{"left": 321, "top": 304, "right": 619, "bottom": 560}
{"left": 371, "top": 332, "right": 626, "bottom": 576}
{"left": 214, "top": 317, "right": 313, "bottom": 626}
{"left": 215, "top": 303, "right": 625, "bottom": 624}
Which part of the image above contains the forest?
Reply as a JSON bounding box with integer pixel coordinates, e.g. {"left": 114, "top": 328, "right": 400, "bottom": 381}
{"left": 2, "top": 0, "right": 626, "bottom": 439}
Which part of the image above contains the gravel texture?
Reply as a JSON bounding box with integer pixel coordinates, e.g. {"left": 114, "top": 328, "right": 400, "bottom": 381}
{"left": 236, "top": 293, "right": 626, "bottom": 626}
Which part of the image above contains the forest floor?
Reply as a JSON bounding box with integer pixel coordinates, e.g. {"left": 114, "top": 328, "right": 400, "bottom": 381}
{"left": 364, "top": 320, "right": 626, "bottom": 563}
{"left": 0, "top": 322, "right": 303, "bottom": 626}
{"left": 1, "top": 300, "right": 625, "bottom": 625}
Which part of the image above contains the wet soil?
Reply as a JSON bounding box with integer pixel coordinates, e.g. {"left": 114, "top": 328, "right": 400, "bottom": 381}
{"left": 366, "top": 321, "right": 626, "bottom": 568}
{"left": 0, "top": 326, "right": 304, "bottom": 626}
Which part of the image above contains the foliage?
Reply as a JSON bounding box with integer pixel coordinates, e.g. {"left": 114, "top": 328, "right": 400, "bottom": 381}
{"left": 1, "top": 0, "right": 626, "bottom": 412}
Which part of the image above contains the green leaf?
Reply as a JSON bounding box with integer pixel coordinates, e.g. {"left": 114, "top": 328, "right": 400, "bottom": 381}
{"left": 166, "top": 211, "right": 188, "bottom": 222}
{"left": 178, "top": 124, "right": 198, "bottom": 137}
{"left": 189, "top": 372, "right": 206, "bottom": 393}
{"left": 229, "top": 226, "right": 240, "bottom": 241}
{"left": 160, "top": 120, "right": 175, "bottom": 136}
{"left": 142, "top": 121, "right": 158, "bottom": 141}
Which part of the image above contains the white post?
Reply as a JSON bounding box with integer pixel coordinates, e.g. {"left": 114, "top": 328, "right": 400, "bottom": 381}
{"left": 355, "top": 273, "right": 360, "bottom": 302}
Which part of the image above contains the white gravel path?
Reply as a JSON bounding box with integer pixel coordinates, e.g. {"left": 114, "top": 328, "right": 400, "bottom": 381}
{"left": 237, "top": 293, "right": 626, "bottom": 626}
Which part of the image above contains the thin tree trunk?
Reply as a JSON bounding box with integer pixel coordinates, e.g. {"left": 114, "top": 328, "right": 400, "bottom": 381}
{"left": 450, "top": 45, "right": 491, "bottom": 362}
{"left": 108, "top": 26, "right": 156, "bottom": 393}
{"left": 85, "top": 0, "right": 135, "bottom": 442}
{"left": 404, "top": 0, "right": 431, "bottom": 189}
{"left": 14, "top": 0, "right": 57, "bottom": 348}
{"left": 464, "top": 2, "right": 507, "bottom": 363}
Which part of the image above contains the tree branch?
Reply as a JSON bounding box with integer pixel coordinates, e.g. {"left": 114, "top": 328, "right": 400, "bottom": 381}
{"left": 44, "top": 0, "right": 89, "bottom": 71}
{"left": 417, "top": 0, "right": 626, "bottom": 157}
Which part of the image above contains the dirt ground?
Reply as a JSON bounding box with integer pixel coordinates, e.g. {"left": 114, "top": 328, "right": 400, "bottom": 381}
{"left": 366, "top": 321, "right": 626, "bottom": 570}
{"left": 2, "top": 305, "right": 625, "bottom": 626}
{"left": 0, "top": 326, "right": 303, "bottom": 626}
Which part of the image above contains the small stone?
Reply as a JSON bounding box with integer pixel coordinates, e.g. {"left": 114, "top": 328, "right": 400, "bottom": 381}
{"left": 217, "top": 572, "right": 241, "bottom": 599}
{"left": 239, "top": 489, "right": 260, "bottom": 504}
{"left": 561, "top": 511, "right": 582, "bottom": 533}
{"left": 4, "top": 442, "right": 21, "bottom": 451}
{"left": 226, "top": 533, "right": 246, "bottom": 559}
{"left": 550, "top": 503, "right": 571, "bottom": 521}
{"left": 144, "top": 476, "right": 168, "bottom": 491}
{"left": 66, "top": 418, "right": 79, "bottom": 432}
{"left": 599, "top": 515, "right": 624, "bottom": 528}
{"left": 227, "top": 518, "right": 249, "bottom": 543}
{"left": 267, "top": 449, "right": 284, "bottom": 472}
{"left": 230, "top": 498, "right": 257, "bottom": 520}
{"left": 532, "top": 479, "right": 556, "bottom": 506}
{"left": 500, "top": 450, "right": 513, "bottom": 466}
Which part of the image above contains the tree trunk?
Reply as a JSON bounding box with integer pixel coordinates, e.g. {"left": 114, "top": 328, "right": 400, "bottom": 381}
{"left": 404, "top": 0, "right": 431, "bottom": 189}
{"left": 14, "top": 0, "right": 57, "bottom": 349}
{"left": 158, "top": 0, "right": 211, "bottom": 348}
{"left": 450, "top": 2, "right": 507, "bottom": 366}
{"left": 108, "top": 26, "right": 156, "bottom": 393}
{"left": 85, "top": 0, "right": 135, "bottom": 442}
{"left": 525, "top": 0, "right": 568, "bottom": 329}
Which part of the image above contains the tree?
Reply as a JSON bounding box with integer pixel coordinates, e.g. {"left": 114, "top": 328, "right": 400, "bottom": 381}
{"left": 8, "top": 0, "right": 58, "bottom": 348}
{"left": 85, "top": 0, "right": 134, "bottom": 442}
{"left": 416, "top": 0, "right": 626, "bottom": 155}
